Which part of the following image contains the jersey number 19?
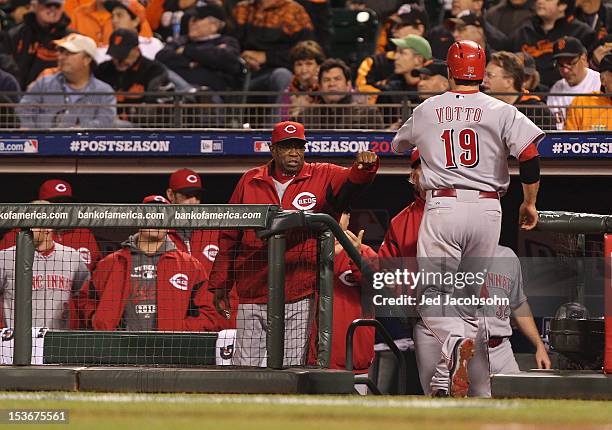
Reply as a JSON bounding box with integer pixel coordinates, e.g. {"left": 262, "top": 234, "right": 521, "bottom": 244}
{"left": 441, "top": 128, "right": 479, "bottom": 169}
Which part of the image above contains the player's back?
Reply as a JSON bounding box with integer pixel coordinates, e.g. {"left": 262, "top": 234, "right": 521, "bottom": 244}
{"left": 411, "top": 91, "right": 541, "bottom": 193}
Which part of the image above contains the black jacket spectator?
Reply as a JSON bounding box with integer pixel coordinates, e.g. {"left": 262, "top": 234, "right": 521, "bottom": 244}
{"left": 95, "top": 55, "right": 169, "bottom": 101}
{"left": 156, "top": 34, "right": 242, "bottom": 90}
{"left": 0, "top": 11, "right": 72, "bottom": 88}
{"left": 232, "top": 0, "right": 314, "bottom": 72}
{"left": 428, "top": 18, "right": 510, "bottom": 60}
{"left": 511, "top": 15, "right": 595, "bottom": 87}
{"left": 485, "top": 0, "right": 536, "bottom": 37}
{"left": 574, "top": 1, "right": 612, "bottom": 43}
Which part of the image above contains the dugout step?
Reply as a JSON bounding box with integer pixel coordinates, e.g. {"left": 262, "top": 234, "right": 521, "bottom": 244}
{"left": 491, "top": 370, "right": 612, "bottom": 400}
{"left": 0, "top": 366, "right": 78, "bottom": 391}
{"left": 0, "top": 366, "right": 355, "bottom": 394}
{"left": 77, "top": 367, "right": 355, "bottom": 394}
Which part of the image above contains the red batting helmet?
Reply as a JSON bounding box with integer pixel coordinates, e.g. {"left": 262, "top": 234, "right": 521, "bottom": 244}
{"left": 446, "top": 40, "right": 486, "bottom": 81}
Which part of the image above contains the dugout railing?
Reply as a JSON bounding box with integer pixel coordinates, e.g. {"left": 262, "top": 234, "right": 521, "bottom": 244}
{"left": 0, "top": 203, "right": 375, "bottom": 371}
{"left": 0, "top": 90, "right": 606, "bottom": 130}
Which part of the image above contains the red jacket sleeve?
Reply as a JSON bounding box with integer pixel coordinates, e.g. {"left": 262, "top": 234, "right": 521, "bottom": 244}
{"left": 183, "top": 262, "right": 232, "bottom": 331}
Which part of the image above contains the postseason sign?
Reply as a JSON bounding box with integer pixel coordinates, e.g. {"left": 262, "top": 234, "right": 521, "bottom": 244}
{"left": 0, "top": 130, "right": 610, "bottom": 158}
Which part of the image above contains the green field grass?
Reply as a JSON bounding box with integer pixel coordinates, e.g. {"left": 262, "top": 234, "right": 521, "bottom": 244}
{"left": 0, "top": 393, "right": 610, "bottom": 430}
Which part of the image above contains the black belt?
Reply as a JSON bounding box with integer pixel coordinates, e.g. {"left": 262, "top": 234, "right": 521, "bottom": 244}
{"left": 488, "top": 337, "right": 507, "bottom": 348}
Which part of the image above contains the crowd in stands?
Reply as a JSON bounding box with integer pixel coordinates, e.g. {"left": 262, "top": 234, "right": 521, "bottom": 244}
{"left": 0, "top": 0, "right": 610, "bottom": 130}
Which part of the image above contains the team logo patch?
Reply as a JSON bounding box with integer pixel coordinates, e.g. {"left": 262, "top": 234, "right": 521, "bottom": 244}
{"left": 203, "top": 244, "right": 219, "bottom": 262}
{"left": 339, "top": 270, "right": 358, "bottom": 287}
{"left": 219, "top": 344, "right": 234, "bottom": 360}
{"left": 169, "top": 273, "right": 189, "bottom": 290}
{"left": 284, "top": 124, "right": 297, "bottom": 134}
{"left": 55, "top": 183, "right": 67, "bottom": 193}
{"left": 291, "top": 192, "right": 317, "bottom": 210}
{"left": 1, "top": 328, "right": 14, "bottom": 341}
{"left": 78, "top": 247, "right": 91, "bottom": 265}
{"left": 186, "top": 174, "right": 198, "bottom": 184}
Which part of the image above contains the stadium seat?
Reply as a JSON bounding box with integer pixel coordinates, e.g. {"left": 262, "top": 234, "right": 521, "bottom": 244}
{"left": 329, "top": 8, "right": 380, "bottom": 76}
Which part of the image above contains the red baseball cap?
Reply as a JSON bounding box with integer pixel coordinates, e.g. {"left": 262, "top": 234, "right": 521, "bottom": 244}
{"left": 38, "top": 179, "right": 73, "bottom": 202}
{"left": 169, "top": 168, "right": 202, "bottom": 195}
{"left": 143, "top": 195, "right": 170, "bottom": 204}
{"left": 271, "top": 121, "right": 308, "bottom": 145}
{"left": 410, "top": 148, "right": 420, "bottom": 167}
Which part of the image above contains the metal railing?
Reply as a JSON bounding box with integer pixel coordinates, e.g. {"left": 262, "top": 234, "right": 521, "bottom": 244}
{"left": 0, "top": 90, "right": 610, "bottom": 131}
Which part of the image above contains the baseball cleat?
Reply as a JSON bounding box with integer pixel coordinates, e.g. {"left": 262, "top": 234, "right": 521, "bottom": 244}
{"left": 448, "top": 337, "right": 474, "bottom": 398}
{"left": 432, "top": 389, "right": 448, "bottom": 397}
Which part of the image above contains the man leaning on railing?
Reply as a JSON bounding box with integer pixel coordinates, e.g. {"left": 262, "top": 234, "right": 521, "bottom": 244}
{"left": 16, "top": 33, "right": 116, "bottom": 129}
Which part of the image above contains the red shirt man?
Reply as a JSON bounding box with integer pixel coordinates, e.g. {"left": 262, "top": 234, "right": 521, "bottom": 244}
{"left": 209, "top": 120, "right": 379, "bottom": 366}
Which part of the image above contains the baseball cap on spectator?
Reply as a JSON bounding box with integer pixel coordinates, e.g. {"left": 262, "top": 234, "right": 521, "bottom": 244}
{"left": 104, "top": 0, "right": 153, "bottom": 36}
{"left": 188, "top": 3, "right": 226, "bottom": 21}
{"left": 39, "top": 179, "right": 73, "bottom": 202}
{"left": 391, "top": 35, "right": 432, "bottom": 61}
{"left": 444, "top": 10, "right": 483, "bottom": 31}
{"left": 599, "top": 53, "right": 612, "bottom": 73}
{"left": 54, "top": 34, "right": 98, "bottom": 61}
{"left": 552, "top": 36, "right": 586, "bottom": 59}
{"left": 4, "top": 0, "right": 32, "bottom": 11}
{"left": 390, "top": 3, "right": 429, "bottom": 29}
{"left": 143, "top": 195, "right": 170, "bottom": 204}
{"left": 107, "top": 29, "right": 139, "bottom": 61}
{"left": 409, "top": 148, "right": 420, "bottom": 168}
{"left": 411, "top": 59, "right": 448, "bottom": 78}
{"left": 271, "top": 121, "right": 308, "bottom": 145}
{"left": 37, "top": 0, "right": 65, "bottom": 6}
{"left": 169, "top": 168, "right": 202, "bottom": 196}
{"left": 515, "top": 52, "right": 537, "bottom": 75}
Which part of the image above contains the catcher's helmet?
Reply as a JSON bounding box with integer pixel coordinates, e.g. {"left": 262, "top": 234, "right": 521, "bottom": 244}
{"left": 555, "top": 302, "right": 590, "bottom": 320}
{"left": 446, "top": 40, "right": 486, "bottom": 81}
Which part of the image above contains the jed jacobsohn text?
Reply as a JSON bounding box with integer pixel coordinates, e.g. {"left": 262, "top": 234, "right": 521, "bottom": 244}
{"left": 373, "top": 294, "right": 510, "bottom": 307}
{"left": 373, "top": 269, "right": 487, "bottom": 290}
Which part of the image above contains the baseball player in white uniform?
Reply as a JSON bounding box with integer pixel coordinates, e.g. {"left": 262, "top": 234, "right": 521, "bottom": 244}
{"left": 392, "top": 40, "right": 545, "bottom": 396}
{"left": 0, "top": 227, "right": 90, "bottom": 329}
{"left": 414, "top": 245, "right": 552, "bottom": 397}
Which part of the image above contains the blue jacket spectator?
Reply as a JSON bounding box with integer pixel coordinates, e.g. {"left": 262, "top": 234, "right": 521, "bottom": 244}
{"left": 17, "top": 33, "right": 116, "bottom": 129}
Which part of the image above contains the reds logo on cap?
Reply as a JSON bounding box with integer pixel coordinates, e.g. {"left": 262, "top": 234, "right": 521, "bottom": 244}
{"left": 169, "top": 168, "right": 202, "bottom": 192}
{"left": 38, "top": 179, "right": 73, "bottom": 201}
{"left": 292, "top": 191, "right": 317, "bottom": 210}
{"left": 142, "top": 195, "right": 170, "bottom": 204}
{"left": 272, "top": 121, "right": 307, "bottom": 145}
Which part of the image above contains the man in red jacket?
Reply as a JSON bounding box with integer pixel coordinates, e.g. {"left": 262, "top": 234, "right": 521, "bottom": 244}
{"left": 378, "top": 149, "right": 424, "bottom": 260}
{"left": 84, "top": 195, "right": 224, "bottom": 332}
{"left": 165, "top": 168, "right": 237, "bottom": 329}
{"left": 209, "top": 120, "right": 379, "bottom": 366}
{"left": 165, "top": 168, "right": 219, "bottom": 274}
{"left": 0, "top": 179, "right": 102, "bottom": 271}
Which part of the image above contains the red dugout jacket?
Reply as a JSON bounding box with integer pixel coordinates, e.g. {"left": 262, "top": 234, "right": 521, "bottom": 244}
{"left": 169, "top": 229, "right": 238, "bottom": 328}
{"left": 83, "top": 247, "right": 227, "bottom": 331}
{"left": 378, "top": 196, "right": 424, "bottom": 259}
{"left": 208, "top": 160, "right": 378, "bottom": 304}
